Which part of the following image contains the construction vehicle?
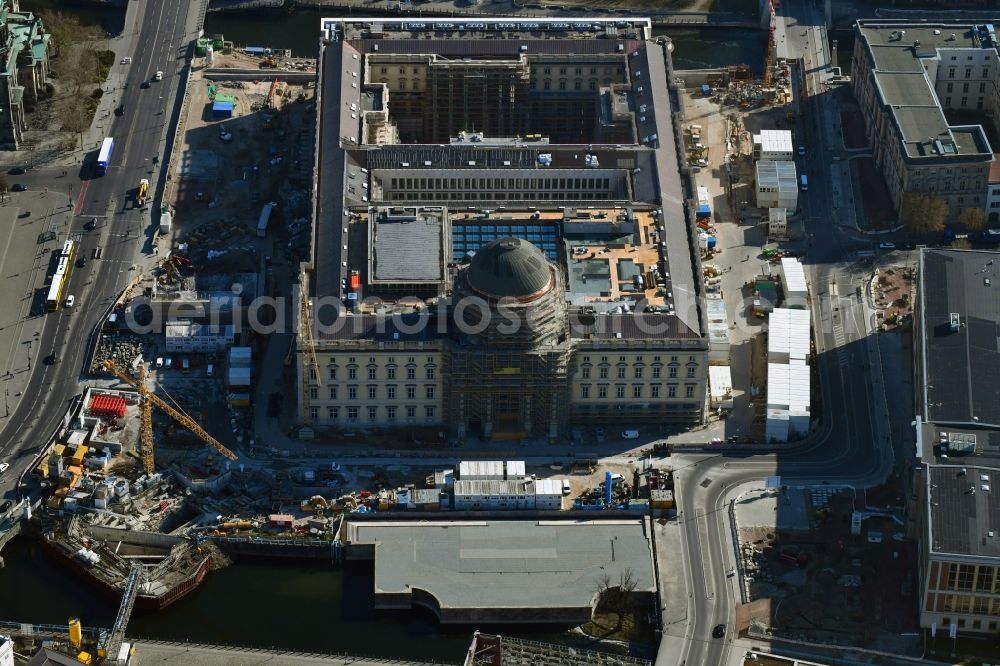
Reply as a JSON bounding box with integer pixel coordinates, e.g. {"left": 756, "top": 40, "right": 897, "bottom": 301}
{"left": 259, "top": 56, "right": 277, "bottom": 69}
{"left": 103, "top": 360, "right": 238, "bottom": 473}
{"left": 136, "top": 179, "right": 149, "bottom": 208}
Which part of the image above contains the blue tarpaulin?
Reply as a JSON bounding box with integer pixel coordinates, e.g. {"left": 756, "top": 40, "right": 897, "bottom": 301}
{"left": 701, "top": 84, "right": 711, "bottom": 96}
{"left": 212, "top": 101, "right": 234, "bottom": 118}
{"left": 696, "top": 203, "right": 711, "bottom": 218}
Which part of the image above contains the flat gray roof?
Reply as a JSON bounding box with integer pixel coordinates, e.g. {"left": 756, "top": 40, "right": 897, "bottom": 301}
{"left": 346, "top": 519, "right": 655, "bottom": 618}
{"left": 638, "top": 41, "right": 702, "bottom": 337}
{"left": 371, "top": 210, "right": 444, "bottom": 282}
{"left": 918, "top": 248, "right": 1000, "bottom": 560}
{"left": 919, "top": 248, "right": 1000, "bottom": 428}
{"left": 857, "top": 21, "right": 995, "bottom": 162}
{"left": 928, "top": 465, "right": 1000, "bottom": 558}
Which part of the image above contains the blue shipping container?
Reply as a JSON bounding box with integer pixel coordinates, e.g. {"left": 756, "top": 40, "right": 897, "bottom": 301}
{"left": 212, "top": 101, "right": 234, "bottom": 118}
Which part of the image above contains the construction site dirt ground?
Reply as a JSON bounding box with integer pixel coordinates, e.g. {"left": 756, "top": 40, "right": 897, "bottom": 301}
{"left": 739, "top": 489, "right": 919, "bottom": 651}
{"left": 680, "top": 84, "right": 801, "bottom": 229}
{"left": 164, "top": 53, "right": 316, "bottom": 256}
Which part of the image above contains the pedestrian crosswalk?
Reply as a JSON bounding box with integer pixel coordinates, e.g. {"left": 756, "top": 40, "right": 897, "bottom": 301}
{"left": 833, "top": 320, "right": 848, "bottom": 366}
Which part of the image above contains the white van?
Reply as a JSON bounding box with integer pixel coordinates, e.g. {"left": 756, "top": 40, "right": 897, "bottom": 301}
{"left": 800, "top": 174, "right": 808, "bottom": 191}
{"left": 562, "top": 479, "right": 572, "bottom": 495}
{"left": 620, "top": 429, "right": 640, "bottom": 440}
{"left": 206, "top": 363, "right": 214, "bottom": 377}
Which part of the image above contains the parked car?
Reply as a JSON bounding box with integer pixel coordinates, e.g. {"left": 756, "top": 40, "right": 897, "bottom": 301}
{"left": 155, "top": 357, "right": 164, "bottom": 368}
{"left": 879, "top": 241, "right": 896, "bottom": 250}
{"left": 163, "top": 356, "right": 172, "bottom": 369}
{"left": 11, "top": 183, "right": 27, "bottom": 192}
{"left": 797, "top": 145, "right": 806, "bottom": 156}
{"left": 621, "top": 429, "right": 640, "bottom": 440}
{"left": 7, "top": 166, "right": 24, "bottom": 175}
{"left": 120, "top": 57, "right": 132, "bottom": 64}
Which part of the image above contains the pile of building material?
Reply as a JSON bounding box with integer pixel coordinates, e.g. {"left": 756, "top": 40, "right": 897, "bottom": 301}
{"left": 92, "top": 335, "right": 154, "bottom": 374}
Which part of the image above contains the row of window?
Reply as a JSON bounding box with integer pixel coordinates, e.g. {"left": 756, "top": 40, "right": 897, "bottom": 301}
{"left": 388, "top": 177, "right": 612, "bottom": 191}
{"left": 939, "top": 616, "right": 999, "bottom": 632}
{"left": 310, "top": 385, "right": 436, "bottom": 401}
{"left": 944, "top": 564, "right": 1000, "bottom": 593}
{"left": 581, "top": 366, "right": 697, "bottom": 379}
{"left": 309, "top": 405, "right": 436, "bottom": 422}
{"left": 315, "top": 366, "right": 435, "bottom": 381}
{"left": 540, "top": 66, "right": 617, "bottom": 76}
{"left": 582, "top": 354, "right": 696, "bottom": 363}
{"left": 945, "top": 66, "right": 991, "bottom": 79}
{"left": 940, "top": 595, "right": 1000, "bottom": 617}
{"left": 535, "top": 79, "right": 602, "bottom": 91}
{"left": 943, "top": 81, "right": 988, "bottom": 94}
{"left": 942, "top": 95, "right": 985, "bottom": 110}
{"left": 387, "top": 191, "right": 613, "bottom": 202}
{"left": 579, "top": 383, "right": 696, "bottom": 399}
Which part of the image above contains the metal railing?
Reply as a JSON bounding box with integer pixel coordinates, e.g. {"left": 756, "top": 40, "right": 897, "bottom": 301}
{"left": 125, "top": 638, "right": 454, "bottom": 665}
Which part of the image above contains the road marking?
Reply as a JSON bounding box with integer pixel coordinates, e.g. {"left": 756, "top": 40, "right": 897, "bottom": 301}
{"left": 832, "top": 318, "right": 848, "bottom": 367}
{"left": 75, "top": 180, "right": 90, "bottom": 216}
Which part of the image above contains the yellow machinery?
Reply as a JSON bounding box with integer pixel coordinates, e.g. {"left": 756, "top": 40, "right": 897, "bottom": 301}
{"left": 298, "top": 268, "right": 323, "bottom": 425}
{"left": 104, "top": 360, "right": 238, "bottom": 466}
{"left": 137, "top": 178, "right": 149, "bottom": 208}
{"left": 68, "top": 617, "right": 82, "bottom": 649}
{"left": 138, "top": 365, "right": 153, "bottom": 474}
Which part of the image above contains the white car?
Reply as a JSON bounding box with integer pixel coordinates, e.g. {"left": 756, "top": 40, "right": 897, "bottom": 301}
{"left": 154, "top": 71, "right": 163, "bottom": 81}
{"left": 155, "top": 357, "right": 164, "bottom": 368}
{"left": 64, "top": 295, "right": 75, "bottom": 308}
{"left": 879, "top": 241, "right": 896, "bottom": 250}
{"left": 0, "top": 462, "right": 9, "bottom": 473}
{"left": 797, "top": 145, "right": 806, "bottom": 156}
{"left": 120, "top": 57, "right": 132, "bottom": 65}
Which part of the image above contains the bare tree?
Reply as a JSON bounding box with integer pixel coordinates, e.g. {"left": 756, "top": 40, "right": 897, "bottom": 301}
{"left": 958, "top": 207, "right": 986, "bottom": 231}
{"left": 594, "top": 568, "right": 639, "bottom": 631}
{"left": 950, "top": 238, "right": 973, "bottom": 250}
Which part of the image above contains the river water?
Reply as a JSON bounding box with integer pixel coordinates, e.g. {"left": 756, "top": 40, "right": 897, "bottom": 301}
{"left": 4, "top": 0, "right": 793, "bottom": 660}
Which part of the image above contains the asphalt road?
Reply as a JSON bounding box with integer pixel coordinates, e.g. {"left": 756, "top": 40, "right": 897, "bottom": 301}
{"left": 672, "top": 1, "right": 900, "bottom": 664}
{"left": 0, "top": 0, "right": 199, "bottom": 496}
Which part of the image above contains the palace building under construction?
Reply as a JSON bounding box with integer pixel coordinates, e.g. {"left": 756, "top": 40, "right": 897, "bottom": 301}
{"left": 299, "top": 18, "right": 709, "bottom": 441}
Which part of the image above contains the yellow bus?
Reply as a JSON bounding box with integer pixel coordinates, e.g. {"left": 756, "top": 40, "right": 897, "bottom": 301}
{"left": 46, "top": 240, "right": 76, "bottom": 311}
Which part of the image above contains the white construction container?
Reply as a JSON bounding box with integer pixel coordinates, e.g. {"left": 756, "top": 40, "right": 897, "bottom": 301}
{"left": 780, "top": 257, "right": 808, "bottom": 309}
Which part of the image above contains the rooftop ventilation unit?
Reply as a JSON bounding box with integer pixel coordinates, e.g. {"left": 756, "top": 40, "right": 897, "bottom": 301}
{"left": 950, "top": 313, "right": 961, "bottom": 332}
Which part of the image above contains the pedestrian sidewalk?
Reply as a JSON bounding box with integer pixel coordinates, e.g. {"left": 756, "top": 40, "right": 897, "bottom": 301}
{"left": 652, "top": 518, "right": 689, "bottom": 666}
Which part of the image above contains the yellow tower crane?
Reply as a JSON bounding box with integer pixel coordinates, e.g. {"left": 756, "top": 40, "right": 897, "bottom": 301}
{"left": 298, "top": 267, "right": 323, "bottom": 426}
{"left": 138, "top": 364, "right": 154, "bottom": 474}
{"left": 103, "top": 360, "right": 238, "bottom": 465}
